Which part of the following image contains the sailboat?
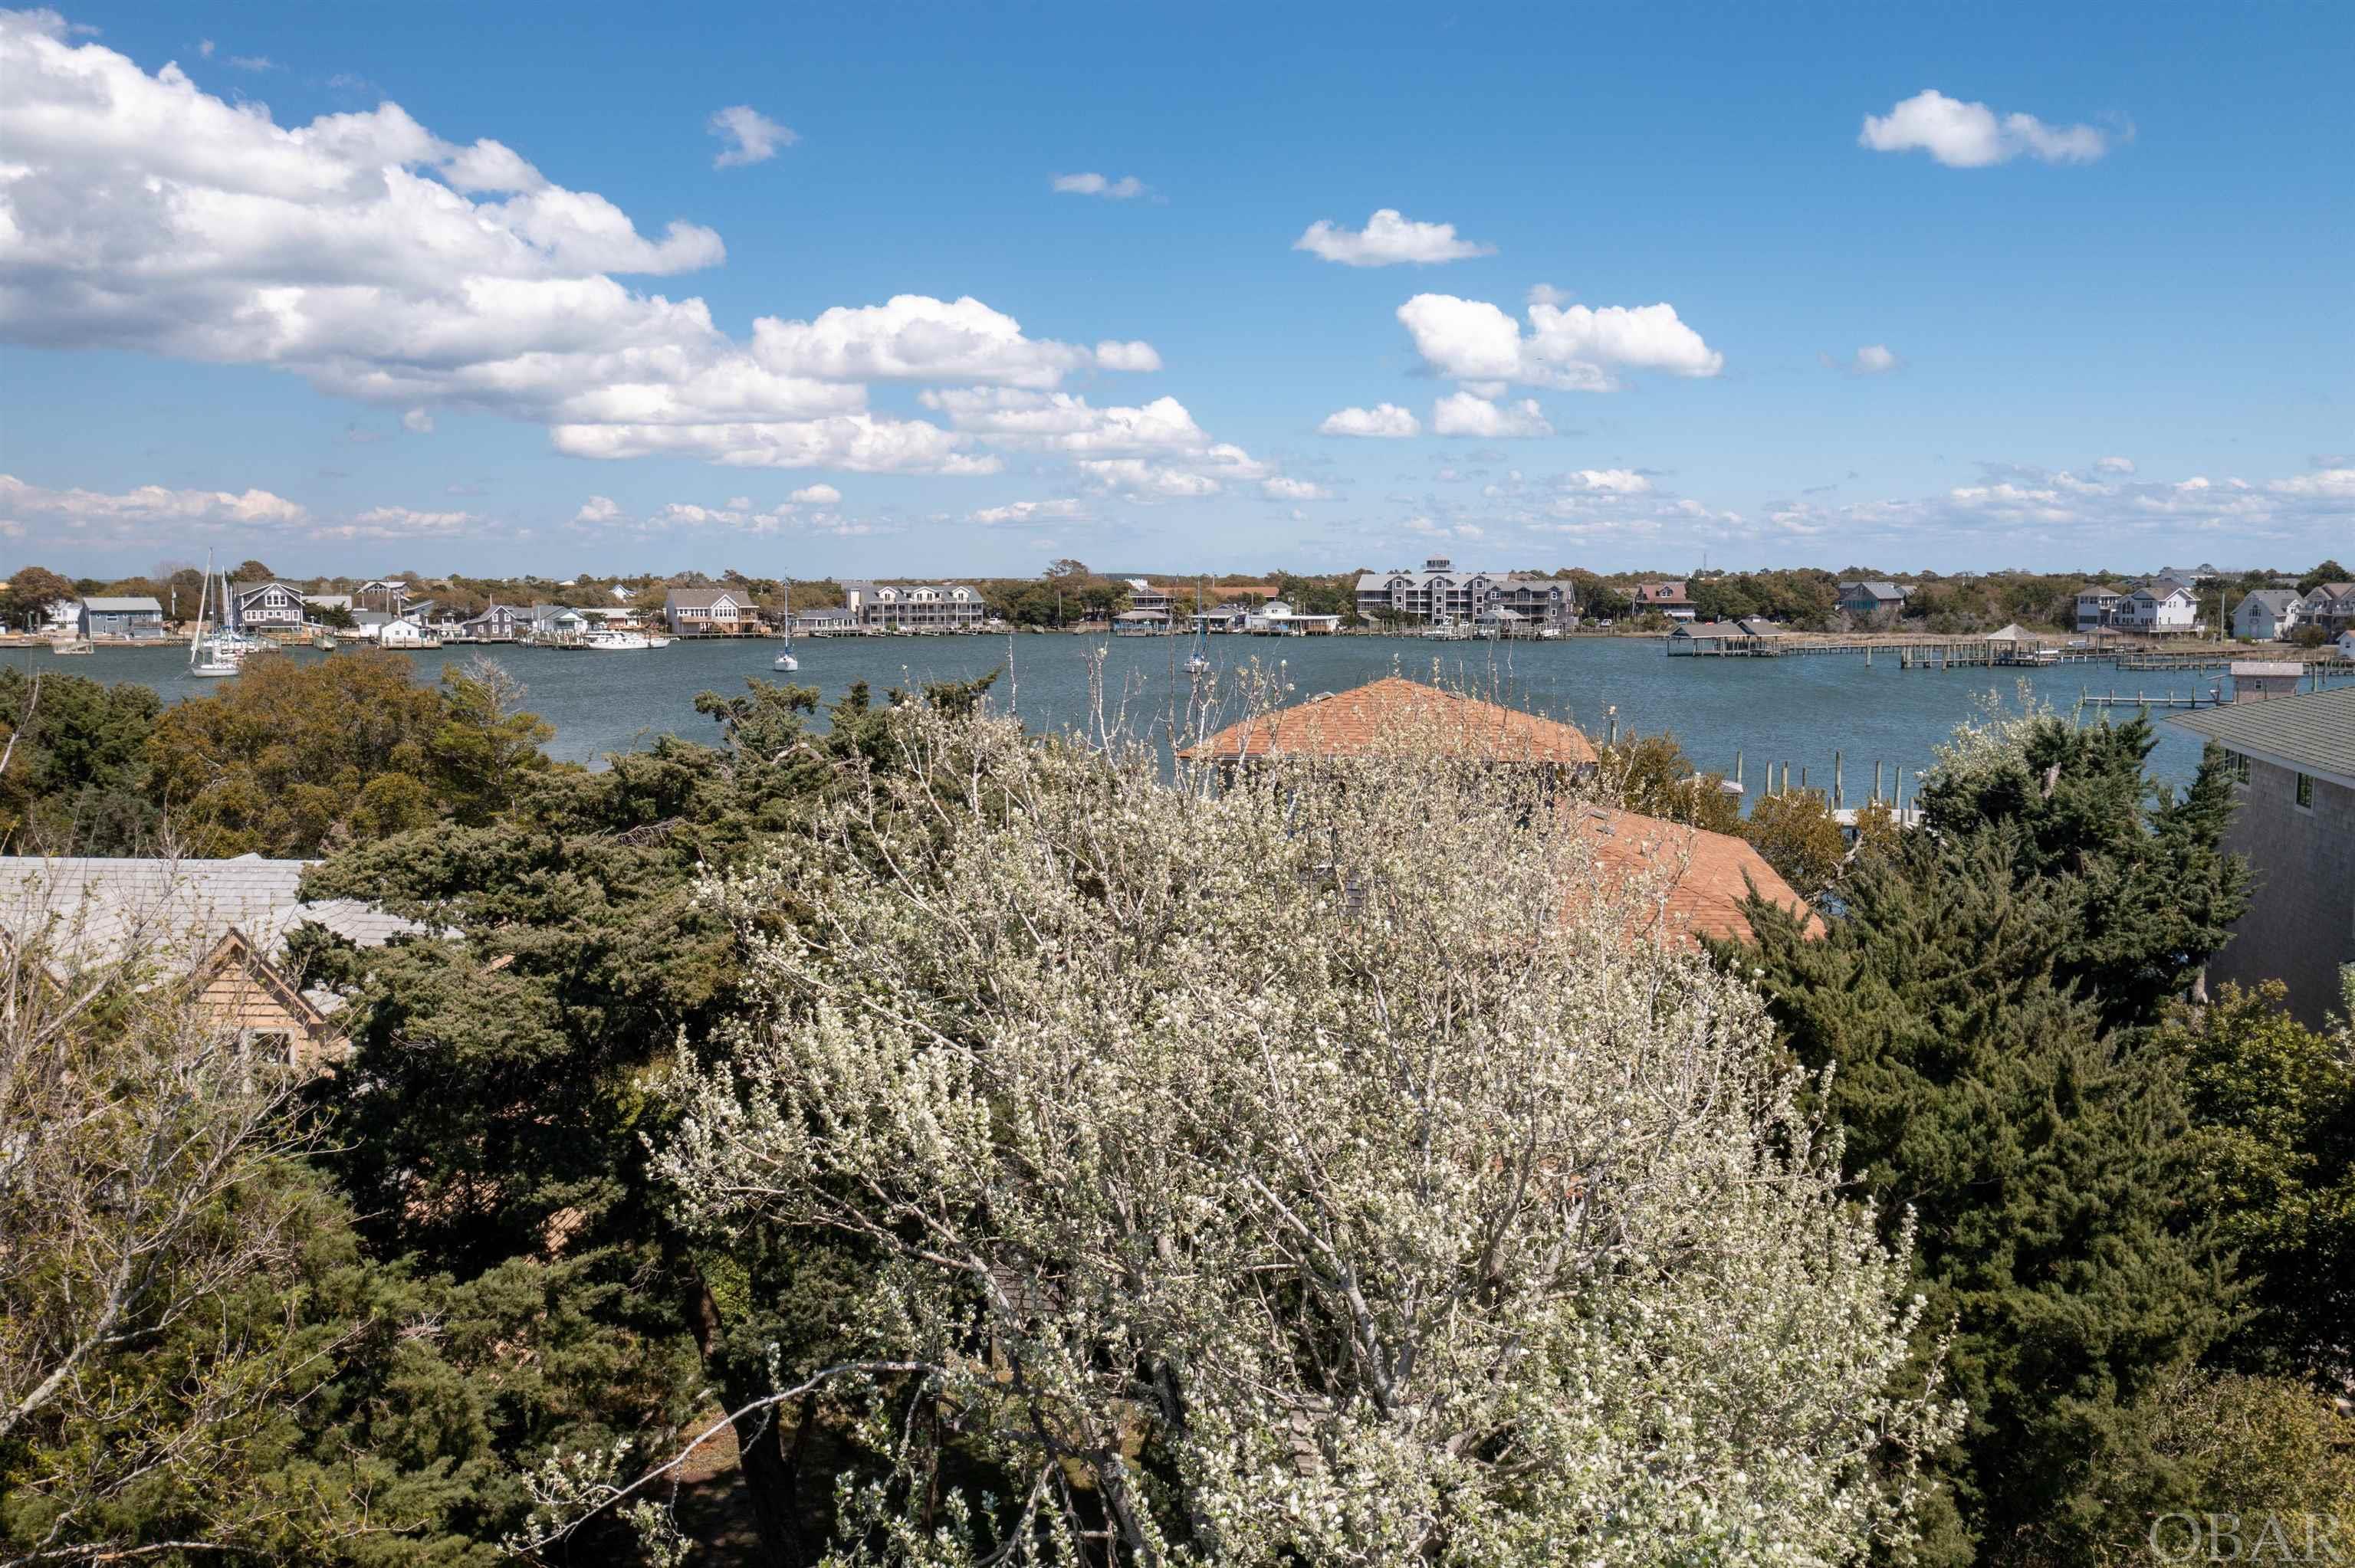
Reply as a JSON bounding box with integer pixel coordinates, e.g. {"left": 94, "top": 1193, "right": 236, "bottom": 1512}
{"left": 772, "top": 580, "right": 799, "bottom": 671}
{"left": 1184, "top": 575, "right": 1211, "bottom": 675}
{"left": 189, "top": 552, "right": 240, "bottom": 677}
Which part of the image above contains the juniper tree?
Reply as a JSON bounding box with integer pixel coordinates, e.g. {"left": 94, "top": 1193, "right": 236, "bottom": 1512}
{"left": 1732, "top": 699, "right": 2248, "bottom": 1566}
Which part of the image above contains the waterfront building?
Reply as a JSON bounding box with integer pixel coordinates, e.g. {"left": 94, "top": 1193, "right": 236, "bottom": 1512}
{"left": 1667, "top": 619, "right": 1785, "bottom": 655}
{"left": 1243, "top": 600, "right": 1339, "bottom": 635}
{"left": 1113, "top": 609, "right": 1168, "bottom": 635}
{"left": 1565, "top": 804, "right": 1825, "bottom": 950}
{"left": 2232, "top": 589, "right": 2304, "bottom": 641}
{"left": 2171, "top": 686, "right": 2355, "bottom": 1027}
{"left": 302, "top": 593, "right": 353, "bottom": 616}
{"left": 227, "top": 580, "right": 309, "bottom": 632}
{"left": 2075, "top": 583, "right": 2127, "bottom": 633}
{"left": 793, "top": 607, "right": 860, "bottom": 635}
{"left": 521, "top": 604, "right": 590, "bottom": 639}
{"left": 663, "top": 586, "right": 757, "bottom": 637}
{"left": 1190, "top": 603, "right": 1256, "bottom": 634}
{"left": 1356, "top": 559, "right": 1574, "bottom": 629}
{"left": 0, "top": 855, "right": 424, "bottom": 1071}
{"left": 839, "top": 580, "right": 986, "bottom": 631}
{"left": 379, "top": 614, "right": 438, "bottom": 649}
{"left": 1123, "top": 579, "right": 1174, "bottom": 617}
{"left": 2229, "top": 661, "right": 2304, "bottom": 700}
{"left": 75, "top": 595, "right": 166, "bottom": 639}
{"left": 2301, "top": 582, "right": 2355, "bottom": 634}
{"left": 38, "top": 597, "right": 80, "bottom": 636}
{"left": 456, "top": 603, "right": 525, "bottom": 641}
{"left": 1836, "top": 579, "right": 1910, "bottom": 622}
{"left": 2122, "top": 578, "right": 2202, "bottom": 635}
{"left": 1632, "top": 581, "right": 1695, "bottom": 622}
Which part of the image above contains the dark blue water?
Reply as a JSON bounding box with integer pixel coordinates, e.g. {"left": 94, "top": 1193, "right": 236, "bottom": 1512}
{"left": 6, "top": 634, "right": 2255, "bottom": 798}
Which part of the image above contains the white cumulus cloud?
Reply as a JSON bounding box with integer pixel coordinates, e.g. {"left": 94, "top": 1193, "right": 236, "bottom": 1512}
{"left": 1052, "top": 172, "right": 1145, "bottom": 198}
{"left": 1261, "top": 476, "right": 1333, "bottom": 500}
{"left": 787, "top": 483, "right": 841, "bottom": 504}
{"left": 1293, "top": 208, "right": 1494, "bottom": 267}
{"left": 1848, "top": 344, "right": 1900, "bottom": 374}
{"left": 1430, "top": 392, "right": 1553, "bottom": 438}
{"left": 0, "top": 472, "right": 307, "bottom": 543}
{"left": 1092, "top": 339, "right": 1163, "bottom": 372}
{"left": 971, "top": 498, "right": 1089, "bottom": 525}
{"left": 1398, "top": 290, "right": 1722, "bottom": 392}
{"left": 1319, "top": 402, "right": 1421, "bottom": 438}
{"left": 1860, "top": 89, "right": 2114, "bottom": 168}
{"left": 708, "top": 105, "right": 796, "bottom": 169}
{"left": 2095, "top": 456, "right": 2136, "bottom": 474}
{"left": 0, "top": 14, "right": 1148, "bottom": 477}
{"left": 402, "top": 406, "right": 435, "bottom": 432}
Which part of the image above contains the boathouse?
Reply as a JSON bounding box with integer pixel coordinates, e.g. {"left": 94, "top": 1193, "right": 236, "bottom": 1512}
{"left": 75, "top": 595, "right": 166, "bottom": 639}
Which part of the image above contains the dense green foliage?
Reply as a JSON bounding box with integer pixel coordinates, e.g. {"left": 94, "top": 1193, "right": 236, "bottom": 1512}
{"left": 0, "top": 667, "right": 163, "bottom": 851}
{"left": 2168, "top": 977, "right": 2355, "bottom": 1379}
{"left": 1729, "top": 710, "right": 2251, "bottom": 1565}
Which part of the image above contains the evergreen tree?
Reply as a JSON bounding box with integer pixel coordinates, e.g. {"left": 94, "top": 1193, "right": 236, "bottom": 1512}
{"left": 1729, "top": 706, "right": 2248, "bottom": 1565}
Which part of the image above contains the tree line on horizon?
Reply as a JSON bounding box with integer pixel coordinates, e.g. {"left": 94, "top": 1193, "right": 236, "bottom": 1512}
{"left": 10, "top": 556, "right": 2349, "bottom": 639}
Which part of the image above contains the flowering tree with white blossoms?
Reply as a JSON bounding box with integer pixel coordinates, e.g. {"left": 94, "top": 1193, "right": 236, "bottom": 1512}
{"left": 609, "top": 698, "right": 1957, "bottom": 1566}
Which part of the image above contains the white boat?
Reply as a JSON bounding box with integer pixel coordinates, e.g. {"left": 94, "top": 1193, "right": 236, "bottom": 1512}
{"left": 188, "top": 552, "right": 241, "bottom": 677}
{"left": 585, "top": 629, "right": 651, "bottom": 651}
{"left": 1184, "top": 574, "right": 1211, "bottom": 674}
{"left": 645, "top": 635, "right": 672, "bottom": 648}
{"left": 774, "top": 584, "right": 799, "bottom": 671}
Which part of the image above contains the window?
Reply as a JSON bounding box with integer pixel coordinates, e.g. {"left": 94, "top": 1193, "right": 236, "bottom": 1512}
{"left": 2295, "top": 773, "right": 2314, "bottom": 809}
{"left": 2231, "top": 752, "right": 2250, "bottom": 785}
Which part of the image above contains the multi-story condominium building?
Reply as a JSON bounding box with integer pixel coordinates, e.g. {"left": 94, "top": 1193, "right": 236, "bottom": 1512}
{"left": 2231, "top": 589, "right": 2304, "bottom": 641}
{"left": 663, "top": 586, "right": 757, "bottom": 636}
{"left": 839, "top": 581, "right": 987, "bottom": 631}
{"left": 2173, "top": 687, "right": 2355, "bottom": 1026}
{"left": 2075, "top": 584, "right": 2127, "bottom": 633}
{"left": 1355, "top": 559, "right": 1574, "bottom": 628}
{"left": 1124, "top": 579, "right": 1174, "bottom": 618}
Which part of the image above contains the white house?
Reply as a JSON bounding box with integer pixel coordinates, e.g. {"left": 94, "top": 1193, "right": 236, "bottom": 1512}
{"left": 2231, "top": 589, "right": 2303, "bottom": 641}
{"left": 2123, "top": 579, "right": 2202, "bottom": 635}
{"left": 379, "top": 615, "right": 438, "bottom": 648}
{"left": 39, "top": 598, "right": 80, "bottom": 637}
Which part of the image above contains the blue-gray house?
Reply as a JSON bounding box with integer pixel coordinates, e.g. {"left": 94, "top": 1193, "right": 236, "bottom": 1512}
{"left": 77, "top": 595, "right": 167, "bottom": 639}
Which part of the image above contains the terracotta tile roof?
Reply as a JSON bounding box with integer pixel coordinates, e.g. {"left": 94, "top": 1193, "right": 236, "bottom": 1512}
{"left": 1564, "top": 805, "right": 1826, "bottom": 949}
{"left": 1178, "top": 677, "right": 1598, "bottom": 765}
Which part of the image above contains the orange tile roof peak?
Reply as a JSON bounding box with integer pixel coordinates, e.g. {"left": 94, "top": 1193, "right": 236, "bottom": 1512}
{"left": 1564, "top": 803, "right": 1825, "bottom": 950}
{"left": 1178, "top": 676, "right": 1599, "bottom": 766}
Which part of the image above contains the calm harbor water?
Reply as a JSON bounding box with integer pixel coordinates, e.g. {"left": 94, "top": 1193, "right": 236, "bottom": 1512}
{"left": 8, "top": 634, "right": 2229, "bottom": 798}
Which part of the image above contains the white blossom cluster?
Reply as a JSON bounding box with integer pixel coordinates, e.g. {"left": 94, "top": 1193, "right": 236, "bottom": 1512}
{"left": 652, "top": 702, "right": 1961, "bottom": 1565}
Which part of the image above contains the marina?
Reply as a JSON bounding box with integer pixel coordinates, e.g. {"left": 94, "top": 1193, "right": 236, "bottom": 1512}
{"left": 15, "top": 629, "right": 2331, "bottom": 798}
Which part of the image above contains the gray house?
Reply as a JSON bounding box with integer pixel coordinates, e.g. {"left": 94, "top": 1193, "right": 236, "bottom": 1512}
{"left": 77, "top": 595, "right": 166, "bottom": 639}
{"left": 229, "top": 580, "right": 308, "bottom": 631}
{"left": 1836, "top": 579, "right": 1910, "bottom": 621}
{"left": 2231, "top": 589, "right": 2304, "bottom": 641}
{"left": 2172, "top": 687, "right": 2355, "bottom": 1026}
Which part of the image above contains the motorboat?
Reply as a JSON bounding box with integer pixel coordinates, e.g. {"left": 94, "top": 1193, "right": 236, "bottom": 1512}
{"left": 645, "top": 635, "right": 672, "bottom": 648}
{"left": 586, "top": 629, "right": 651, "bottom": 651}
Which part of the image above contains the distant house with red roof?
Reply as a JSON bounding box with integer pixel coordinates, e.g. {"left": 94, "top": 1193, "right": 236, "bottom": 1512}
{"left": 1634, "top": 581, "right": 1695, "bottom": 621}
{"left": 1178, "top": 677, "right": 1819, "bottom": 950}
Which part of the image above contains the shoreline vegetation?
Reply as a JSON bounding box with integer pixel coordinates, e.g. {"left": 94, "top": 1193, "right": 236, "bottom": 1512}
{"left": 3, "top": 651, "right": 2352, "bottom": 1566}
{"left": 11, "top": 555, "right": 2351, "bottom": 646}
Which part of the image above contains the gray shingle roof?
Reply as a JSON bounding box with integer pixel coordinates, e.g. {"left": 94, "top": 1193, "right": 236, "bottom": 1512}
{"left": 80, "top": 596, "right": 163, "bottom": 612}
{"left": 2170, "top": 687, "right": 2355, "bottom": 786}
{"left": 0, "top": 856, "right": 425, "bottom": 973}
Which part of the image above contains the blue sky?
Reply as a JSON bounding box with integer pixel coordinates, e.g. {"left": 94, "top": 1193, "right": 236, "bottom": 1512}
{"left": 2, "top": 1, "right": 2347, "bottom": 580}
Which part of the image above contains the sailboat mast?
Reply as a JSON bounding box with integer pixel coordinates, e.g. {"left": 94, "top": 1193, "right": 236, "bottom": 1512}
{"left": 189, "top": 551, "right": 211, "bottom": 664}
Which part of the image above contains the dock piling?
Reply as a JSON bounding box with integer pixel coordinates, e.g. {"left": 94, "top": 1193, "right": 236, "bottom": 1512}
{"left": 1834, "top": 750, "right": 1843, "bottom": 810}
